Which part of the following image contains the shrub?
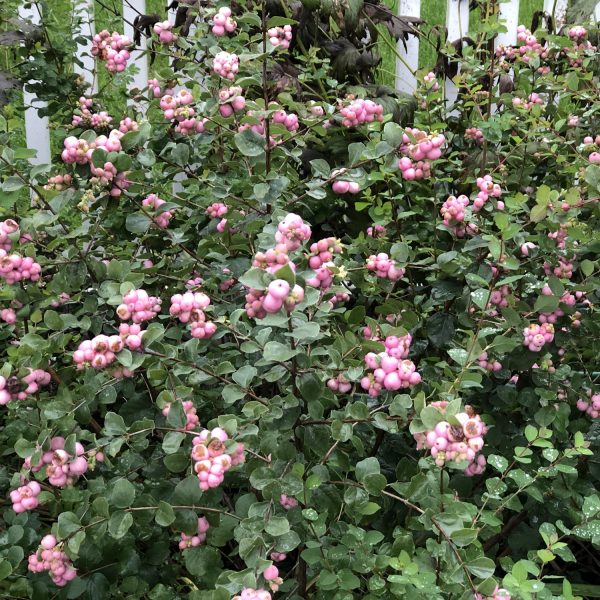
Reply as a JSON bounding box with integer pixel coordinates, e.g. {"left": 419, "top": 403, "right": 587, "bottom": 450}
{"left": 0, "top": 2, "right": 599, "bottom": 599}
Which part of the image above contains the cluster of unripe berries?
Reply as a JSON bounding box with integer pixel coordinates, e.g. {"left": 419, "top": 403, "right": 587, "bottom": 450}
{"left": 339, "top": 98, "right": 383, "bottom": 127}
{"left": 119, "top": 116, "right": 138, "bottom": 133}
{"left": 169, "top": 291, "right": 216, "bottom": 339}
{"left": 153, "top": 21, "right": 176, "bottom": 44}
{"left": 331, "top": 169, "right": 360, "bottom": 195}
{"left": 91, "top": 30, "right": 131, "bottom": 73}
{"left": 576, "top": 390, "right": 600, "bottom": 419}
{"left": 179, "top": 517, "right": 209, "bottom": 549}
{"left": 414, "top": 402, "right": 487, "bottom": 476}
{"left": 191, "top": 427, "right": 245, "bottom": 491}
{"left": 512, "top": 92, "right": 543, "bottom": 110}
{"left": 44, "top": 174, "right": 73, "bottom": 191}
{"left": 0, "top": 369, "right": 51, "bottom": 405}
{"left": 213, "top": 51, "right": 239, "bottom": 80}
{"left": 117, "top": 288, "right": 162, "bottom": 323}
{"left": 361, "top": 335, "right": 421, "bottom": 397}
{"left": 24, "top": 436, "right": 91, "bottom": 488}
{"left": 205, "top": 202, "right": 228, "bottom": 231}
{"left": 544, "top": 257, "right": 573, "bottom": 279}
{"left": 280, "top": 494, "right": 299, "bottom": 509}
{"left": 72, "top": 97, "right": 112, "bottom": 128}
{"left": 326, "top": 374, "right": 352, "bottom": 394}
{"left": 163, "top": 400, "right": 200, "bottom": 432}
{"left": 28, "top": 535, "right": 77, "bottom": 587}
{"left": 211, "top": 6, "right": 237, "bottom": 36}
{"left": 10, "top": 481, "right": 41, "bottom": 513}
{"left": 142, "top": 194, "right": 173, "bottom": 229}
{"left": 465, "top": 127, "right": 484, "bottom": 143}
{"left": 218, "top": 86, "right": 246, "bottom": 117}
{"left": 160, "top": 89, "right": 207, "bottom": 136}
{"left": 366, "top": 253, "right": 405, "bottom": 281}
{"left": 474, "top": 174, "right": 502, "bottom": 211}
{"left": 263, "top": 565, "right": 283, "bottom": 592}
{"left": 398, "top": 128, "right": 445, "bottom": 180}
{"left": 522, "top": 322, "right": 555, "bottom": 352}
{"left": 268, "top": 25, "right": 292, "bottom": 49}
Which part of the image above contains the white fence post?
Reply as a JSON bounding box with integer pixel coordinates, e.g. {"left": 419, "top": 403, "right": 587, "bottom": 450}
{"left": 123, "top": 0, "right": 149, "bottom": 94}
{"left": 594, "top": 1, "right": 600, "bottom": 23}
{"left": 73, "top": 0, "right": 96, "bottom": 92}
{"left": 497, "top": 0, "right": 520, "bottom": 47}
{"left": 395, "top": 0, "right": 421, "bottom": 94}
{"left": 18, "top": 2, "right": 51, "bottom": 165}
{"left": 445, "top": 0, "right": 469, "bottom": 107}
{"left": 543, "top": 0, "right": 568, "bottom": 31}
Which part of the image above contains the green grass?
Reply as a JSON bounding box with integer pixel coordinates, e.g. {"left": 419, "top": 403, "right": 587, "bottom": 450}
{"left": 377, "top": 0, "right": 544, "bottom": 88}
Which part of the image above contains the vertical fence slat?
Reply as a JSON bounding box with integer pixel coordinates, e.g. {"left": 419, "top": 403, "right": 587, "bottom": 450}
{"left": 73, "top": 0, "right": 97, "bottom": 92}
{"left": 395, "top": 0, "right": 421, "bottom": 94}
{"left": 497, "top": 0, "right": 520, "bottom": 47}
{"left": 445, "top": 0, "right": 469, "bottom": 107}
{"left": 543, "top": 0, "right": 568, "bottom": 31}
{"left": 594, "top": 1, "right": 600, "bottom": 23}
{"left": 122, "top": 0, "right": 148, "bottom": 93}
{"left": 18, "top": 2, "right": 51, "bottom": 165}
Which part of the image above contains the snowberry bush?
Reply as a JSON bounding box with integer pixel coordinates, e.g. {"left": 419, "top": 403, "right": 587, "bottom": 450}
{"left": 0, "top": 1, "right": 599, "bottom": 599}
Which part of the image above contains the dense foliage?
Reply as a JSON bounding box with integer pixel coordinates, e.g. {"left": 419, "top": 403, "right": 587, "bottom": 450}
{"left": 1, "top": 1, "right": 600, "bottom": 599}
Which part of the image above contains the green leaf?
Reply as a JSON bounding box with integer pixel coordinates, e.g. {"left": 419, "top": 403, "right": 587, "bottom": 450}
{"left": 232, "top": 365, "right": 257, "bottom": 388}
{"left": 104, "top": 412, "right": 127, "bottom": 436}
{"left": 355, "top": 457, "right": 380, "bottom": 482}
{"left": 263, "top": 341, "right": 298, "bottom": 363}
{"left": 466, "top": 557, "right": 496, "bottom": 578}
{"left": 234, "top": 129, "right": 265, "bottom": 157}
{"left": 155, "top": 501, "right": 176, "bottom": 526}
{"left": 109, "top": 479, "right": 136, "bottom": 508}
{"left": 57, "top": 512, "right": 81, "bottom": 538}
{"left": 126, "top": 212, "right": 152, "bottom": 234}
{"left": 265, "top": 516, "right": 290, "bottom": 536}
{"left": 162, "top": 431, "right": 186, "bottom": 454}
{"left": 108, "top": 511, "right": 134, "bottom": 539}
{"left": 0, "top": 560, "right": 12, "bottom": 581}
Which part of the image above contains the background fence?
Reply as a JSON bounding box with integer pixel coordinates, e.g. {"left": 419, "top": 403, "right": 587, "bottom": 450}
{"left": 8, "top": 0, "right": 600, "bottom": 164}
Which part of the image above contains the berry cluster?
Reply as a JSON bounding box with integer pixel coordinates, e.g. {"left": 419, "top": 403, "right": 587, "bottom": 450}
{"left": 10, "top": 481, "right": 41, "bottom": 513}
{"left": 191, "top": 427, "right": 245, "bottom": 491}
{"left": 367, "top": 224, "right": 385, "bottom": 237}
{"left": 0, "top": 369, "right": 51, "bottom": 405}
{"left": 142, "top": 194, "right": 173, "bottom": 229}
{"left": 326, "top": 374, "right": 352, "bottom": 394}
{"left": 73, "top": 334, "right": 124, "bottom": 370}
{"left": 366, "top": 253, "right": 405, "bottom": 281}
{"left": 398, "top": 128, "right": 445, "bottom": 180}
{"left": 474, "top": 175, "right": 502, "bottom": 211}
{"left": 25, "top": 437, "right": 90, "bottom": 488}
{"left": 0, "top": 251, "right": 42, "bottom": 284}
{"left": 271, "top": 109, "right": 299, "bottom": 131}
{"left": 148, "top": 78, "right": 174, "bottom": 99}
{"left": 478, "top": 352, "right": 502, "bottom": 372}
{"left": 331, "top": 169, "right": 360, "bottom": 195}
{"left": 1, "top": 308, "right": 16, "bottom": 324}
{"left": 339, "top": 98, "right": 384, "bottom": 127}
{"left": 275, "top": 213, "right": 311, "bottom": 251}
{"left": 179, "top": 517, "right": 210, "bottom": 549}
{"left": 218, "top": 86, "right": 246, "bottom": 117}
{"left": 544, "top": 257, "right": 573, "bottom": 279}
{"left": 212, "top": 6, "right": 237, "bottom": 36}
{"left": 153, "top": 21, "right": 176, "bottom": 44}
{"left": 0, "top": 218, "right": 21, "bottom": 250}
{"left": 263, "top": 565, "right": 283, "bottom": 592}
{"left": 264, "top": 280, "right": 305, "bottom": 314}
{"left": 169, "top": 291, "right": 216, "bottom": 339}
{"left": 465, "top": 127, "right": 484, "bottom": 143}
{"left": 361, "top": 344, "right": 421, "bottom": 397}
{"left": 206, "top": 203, "right": 228, "bottom": 219}
{"left": 414, "top": 402, "right": 487, "bottom": 475}
{"left": 268, "top": 25, "right": 292, "bottom": 49}
{"left": 522, "top": 322, "right": 555, "bottom": 352}
{"left": 160, "top": 90, "right": 207, "bottom": 136}
{"left": 213, "top": 51, "right": 239, "bottom": 80}
{"left": 91, "top": 30, "right": 131, "bottom": 73}
{"left": 441, "top": 194, "right": 470, "bottom": 233}
{"left": 512, "top": 92, "right": 543, "bottom": 110}
{"left": 233, "top": 590, "right": 271, "bottom": 600}
{"left": 576, "top": 391, "right": 600, "bottom": 419}
{"left": 28, "top": 535, "right": 77, "bottom": 587}
{"left": 72, "top": 97, "right": 112, "bottom": 128}
{"left": 117, "top": 289, "right": 162, "bottom": 323}
{"left": 280, "top": 494, "right": 298, "bottom": 509}
{"left": 118, "top": 116, "right": 138, "bottom": 133}
{"left": 44, "top": 174, "right": 73, "bottom": 191}
{"left": 163, "top": 401, "right": 199, "bottom": 432}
